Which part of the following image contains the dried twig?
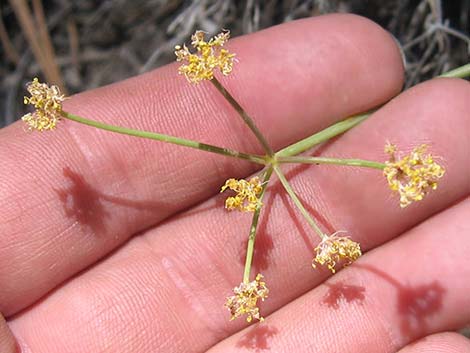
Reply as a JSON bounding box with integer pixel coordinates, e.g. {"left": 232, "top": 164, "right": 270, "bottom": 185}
{"left": 9, "top": 0, "right": 66, "bottom": 92}
{"left": 66, "top": 17, "right": 81, "bottom": 85}
{"left": 0, "top": 7, "right": 20, "bottom": 64}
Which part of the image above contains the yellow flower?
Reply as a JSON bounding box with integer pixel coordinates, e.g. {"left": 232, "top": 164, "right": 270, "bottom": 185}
{"left": 383, "top": 143, "right": 445, "bottom": 208}
{"left": 175, "top": 30, "right": 235, "bottom": 83}
{"left": 22, "top": 78, "right": 65, "bottom": 131}
{"left": 312, "top": 231, "right": 362, "bottom": 273}
{"left": 221, "top": 177, "right": 263, "bottom": 212}
{"left": 225, "top": 274, "right": 269, "bottom": 322}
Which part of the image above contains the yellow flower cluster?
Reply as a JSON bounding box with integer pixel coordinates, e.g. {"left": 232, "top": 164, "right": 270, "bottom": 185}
{"left": 175, "top": 30, "right": 235, "bottom": 83}
{"left": 312, "top": 232, "right": 362, "bottom": 273}
{"left": 383, "top": 143, "right": 445, "bottom": 208}
{"left": 225, "top": 274, "right": 269, "bottom": 322}
{"left": 221, "top": 177, "right": 263, "bottom": 212}
{"left": 22, "top": 78, "right": 65, "bottom": 131}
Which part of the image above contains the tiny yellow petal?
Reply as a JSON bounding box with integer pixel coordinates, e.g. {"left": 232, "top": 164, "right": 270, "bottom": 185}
{"left": 21, "top": 78, "right": 65, "bottom": 131}
{"left": 175, "top": 30, "right": 235, "bottom": 84}
{"left": 221, "top": 177, "right": 263, "bottom": 212}
{"left": 312, "top": 231, "right": 362, "bottom": 273}
{"left": 225, "top": 274, "right": 269, "bottom": 322}
{"left": 384, "top": 142, "right": 397, "bottom": 155}
{"left": 383, "top": 144, "right": 445, "bottom": 208}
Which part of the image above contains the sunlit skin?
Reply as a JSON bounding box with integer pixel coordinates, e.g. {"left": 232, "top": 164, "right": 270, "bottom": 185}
{"left": 1, "top": 14, "right": 469, "bottom": 353}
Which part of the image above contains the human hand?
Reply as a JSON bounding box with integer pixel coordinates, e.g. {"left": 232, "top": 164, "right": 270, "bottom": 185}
{"left": 1, "top": 14, "right": 469, "bottom": 353}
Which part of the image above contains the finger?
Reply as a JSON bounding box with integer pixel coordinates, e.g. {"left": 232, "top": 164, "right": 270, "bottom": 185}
{"left": 0, "top": 314, "right": 17, "bottom": 353}
{"left": 8, "top": 79, "right": 469, "bottom": 352}
{"left": 0, "top": 13, "right": 404, "bottom": 316}
{"left": 206, "top": 199, "right": 470, "bottom": 353}
{"left": 397, "top": 332, "right": 470, "bottom": 353}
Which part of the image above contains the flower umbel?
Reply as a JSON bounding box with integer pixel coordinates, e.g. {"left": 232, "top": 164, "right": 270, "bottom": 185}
{"left": 225, "top": 274, "right": 269, "bottom": 322}
{"left": 22, "top": 78, "right": 65, "bottom": 131}
{"left": 221, "top": 177, "right": 263, "bottom": 212}
{"left": 312, "top": 231, "right": 362, "bottom": 273}
{"left": 175, "top": 30, "right": 235, "bottom": 83}
{"left": 383, "top": 143, "right": 445, "bottom": 208}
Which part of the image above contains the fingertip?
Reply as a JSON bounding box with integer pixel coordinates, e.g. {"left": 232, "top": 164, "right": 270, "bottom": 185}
{"left": 230, "top": 13, "right": 406, "bottom": 103}
{"left": 402, "top": 77, "right": 470, "bottom": 102}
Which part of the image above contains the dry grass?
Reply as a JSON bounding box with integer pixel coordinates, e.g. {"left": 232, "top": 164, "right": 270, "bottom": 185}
{"left": 0, "top": 0, "right": 469, "bottom": 127}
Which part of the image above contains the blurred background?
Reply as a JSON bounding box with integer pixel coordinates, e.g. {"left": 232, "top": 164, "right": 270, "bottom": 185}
{"left": 1, "top": 0, "right": 469, "bottom": 128}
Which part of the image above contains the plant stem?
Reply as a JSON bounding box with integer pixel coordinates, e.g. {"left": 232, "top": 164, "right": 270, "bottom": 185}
{"left": 61, "top": 111, "right": 267, "bottom": 165}
{"left": 277, "top": 156, "right": 386, "bottom": 169}
{"left": 273, "top": 165, "right": 326, "bottom": 240}
{"left": 211, "top": 76, "right": 274, "bottom": 156}
{"left": 276, "top": 112, "right": 372, "bottom": 158}
{"left": 273, "top": 62, "right": 469, "bottom": 160}
{"left": 243, "top": 166, "right": 273, "bottom": 283}
{"left": 438, "top": 63, "right": 470, "bottom": 79}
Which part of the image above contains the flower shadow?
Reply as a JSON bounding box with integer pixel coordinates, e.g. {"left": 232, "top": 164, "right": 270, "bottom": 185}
{"left": 397, "top": 281, "right": 445, "bottom": 337}
{"left": 356, "top": 264, "right": 446, "bottom": 339}
{"left": 54, "top": 167, "right": 109, "bottom": 233}
{"left": 236, "top": 323, "right": 279, "bottom": 352}
{"left": 321, "top": 281, "right": 366, "bottom": 310}
{"left": 54, "top": 167, "right": 170, "bottom": 234}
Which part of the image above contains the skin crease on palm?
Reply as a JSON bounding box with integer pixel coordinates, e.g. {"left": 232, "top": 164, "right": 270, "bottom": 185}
{"left": 0, "top": 13, "right": 469, "bottom": 353}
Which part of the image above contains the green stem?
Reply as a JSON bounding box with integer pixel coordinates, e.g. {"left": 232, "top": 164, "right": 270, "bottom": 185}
{"left": 274, "top": 63, "right": 469, "bottom": 160}
{"left": 276, "top": 112, "right": 372, "bottom": 157}
{"left": 273, "top": 165, "right": 326, "bottom": 240}
{"left": 211, "top": 76, "right": 274, "bottom": 156}
{"left": 438, "top": 63, "right": 470, "bottom": 79}
{"left": 61, "top": 111, "right": 267, "bottom": 165}
{"left": 243, "top": 166, "right": 273, "bottom": 283}
{"left": 277, "top": 156, "right": 386, "bottom": 170}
